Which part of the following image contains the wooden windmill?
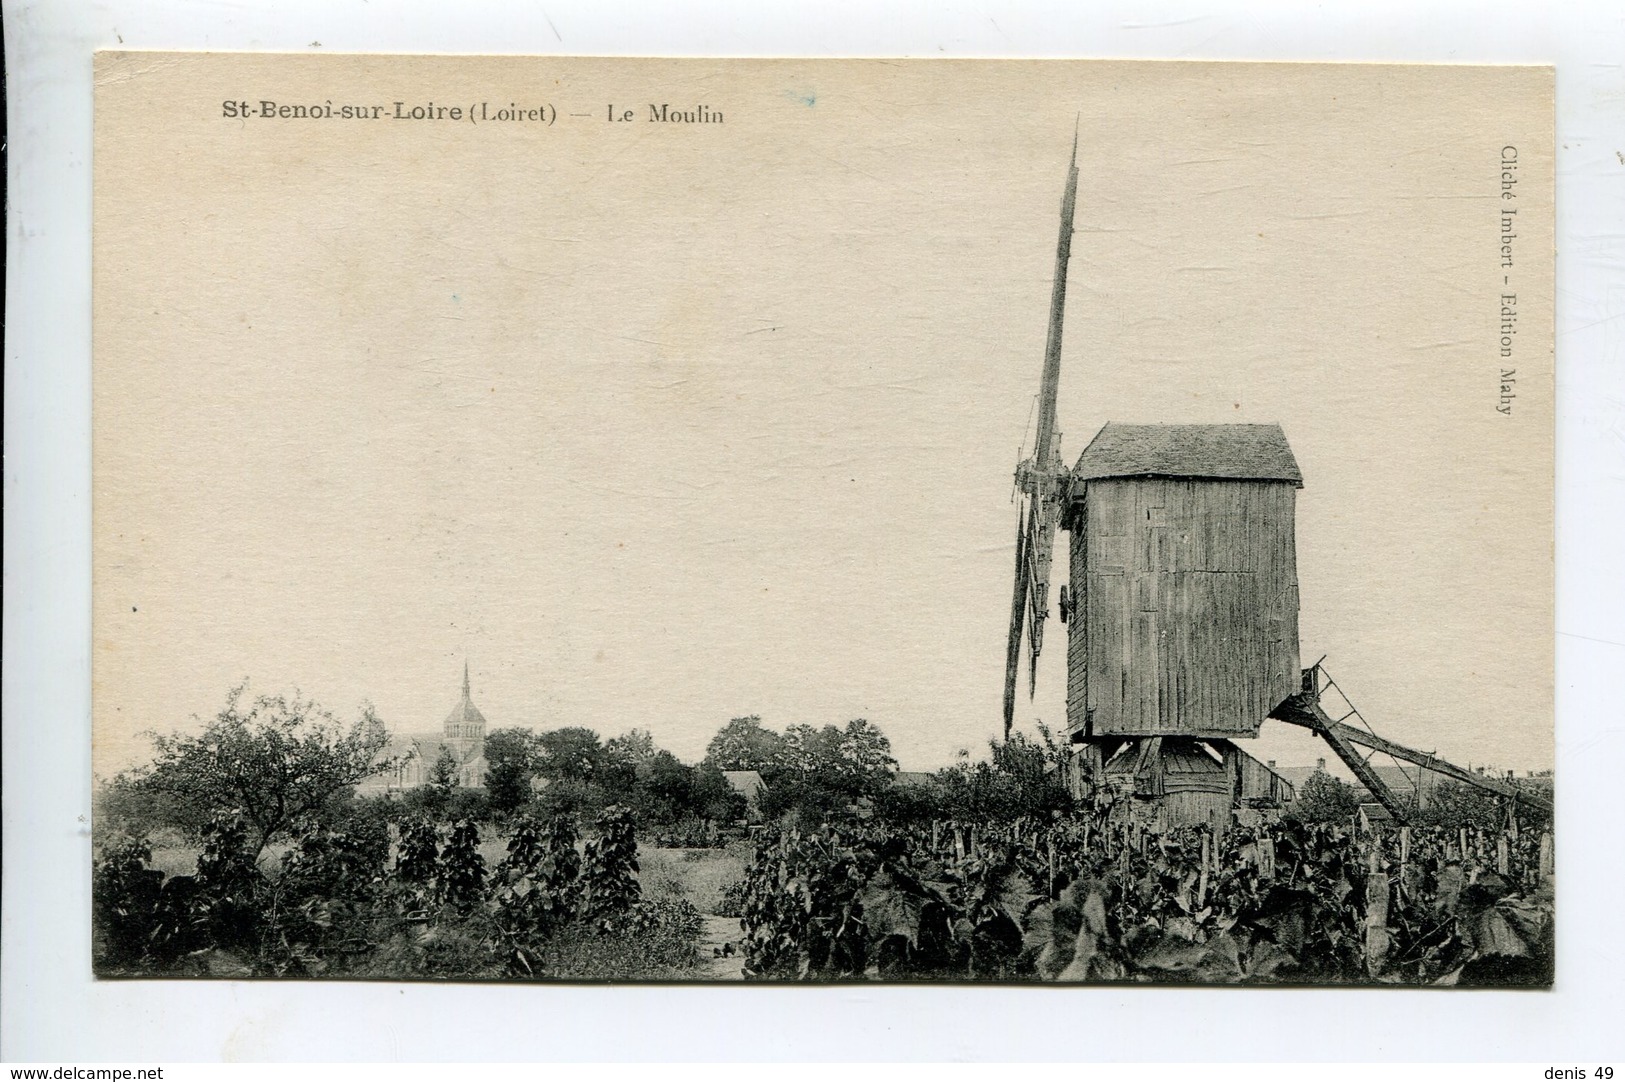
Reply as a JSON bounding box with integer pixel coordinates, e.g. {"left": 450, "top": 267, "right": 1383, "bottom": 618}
{"left": 1003, "top": 139, "right": 1550, "bottom": 832}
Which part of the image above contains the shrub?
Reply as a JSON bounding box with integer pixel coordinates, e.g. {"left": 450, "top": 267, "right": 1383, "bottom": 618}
{"left": 264, "top": 818, "right": 389, "bottom": 974}
{"left": 1288, "top": 770, "right": 1360, "bottom": 825}
{"left": 715, "top": 878, "right": 748, "bottom": 919}
{"left": 492, "top": 815, "right": 582, "bottom": 974}
{"left": 95, "top": 775, "right": 213, "bottom": 846}
{"left": 611, "top": 898, "right": 703, "bottom": 941}
{"left": 532, "top": 778, "right": 606, "bottom": 823}
{"left": 92, "top": 836, "right": 166, "bottom": 969}
{"left": 438, "top": 819, "right": 488, "bottom": 914}
{"left": 362, "top": 911, "right": 502, "bottom": 981}
{"left": 651, "top": 817, "right": 724, "bottom": 848}
{"left": 192, "top": 812, "right": 265, "bottom": 956}
{"left": 393, "top": 817, "right": 440, "bottom": 913}
{"left": 524, "top": 900, "right": 706, "bottom": 980}
{"left": 446, "top": 787, "right": 490, "bottom": 824}
{"left": 580, "top": 805, "right": 640, "bottom": 928}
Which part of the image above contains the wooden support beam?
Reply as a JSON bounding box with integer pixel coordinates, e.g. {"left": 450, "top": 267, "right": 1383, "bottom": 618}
{"left": 1270, "top": 687, "right": 1552, "bottom": 814}
{"left": 1132, "top": 736, "right": 1164, "bottom": 796}
{"left": 1298, "top": 702, "right": 1411, "bottom": 821}
{"left": 1198, "top": 833, "right": 1211, "bottom": 907}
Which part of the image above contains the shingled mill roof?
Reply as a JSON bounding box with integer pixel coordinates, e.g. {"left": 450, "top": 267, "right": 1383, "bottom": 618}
{"left": 1071, "top": 423, "right": 1302, "bottom": 486}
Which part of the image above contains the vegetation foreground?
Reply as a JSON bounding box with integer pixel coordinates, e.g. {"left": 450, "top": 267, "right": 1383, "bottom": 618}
{"left": 95, "top": 805, "right": 1552, "bottom": 985}
{"left": 92, "top": 685, "right": 1553, "bottom": 984}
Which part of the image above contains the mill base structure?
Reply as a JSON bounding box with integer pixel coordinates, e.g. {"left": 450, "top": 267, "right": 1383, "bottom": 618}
{"left": 1064, "top": 662, "right": 1552, "bottom": 835}
{"left": 1070, "top": 734, "right": 1297, "bottom": 835}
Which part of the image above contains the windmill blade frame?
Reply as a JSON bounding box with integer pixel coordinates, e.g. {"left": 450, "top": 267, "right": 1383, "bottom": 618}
{"left": 1002, "top": 507, "right": 1032, "bottom": 738}
{"left": 1002, "top": 126, "right": 1080, "bottom": 739}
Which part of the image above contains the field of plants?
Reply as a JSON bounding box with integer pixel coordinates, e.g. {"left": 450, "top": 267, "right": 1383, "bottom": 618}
{"left": 731, "top": 812, "right": 1554, "bottom": 985}
{"left": 93, "top": 806, "right": 711, "bottom": 980}
{"left": 94, "top": 797, "right": 1552, "bottom": 985}
{"left": 91, "top": 686, "right": 1553, "bottom": 985}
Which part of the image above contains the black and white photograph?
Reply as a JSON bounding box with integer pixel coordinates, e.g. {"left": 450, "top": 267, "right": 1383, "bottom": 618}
{"left": 87, "top": 55, "right": 1555, "bottom": 988}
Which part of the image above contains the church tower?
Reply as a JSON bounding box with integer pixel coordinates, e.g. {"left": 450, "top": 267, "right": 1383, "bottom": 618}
{"left": 442, "top": 661, "right": 488, "bottom": 761}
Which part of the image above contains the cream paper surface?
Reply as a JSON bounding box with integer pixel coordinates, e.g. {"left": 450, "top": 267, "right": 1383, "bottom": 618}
{"left": 93, "top": 54, "right": 1552, "bottom": 782}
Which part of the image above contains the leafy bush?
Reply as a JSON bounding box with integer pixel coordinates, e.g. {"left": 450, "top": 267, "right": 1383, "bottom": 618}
{"left": 733, "top": 815, "right": 1554, "bottom": 985}
{"left": 491, "top": 815, "right": 582, "bottom": 975}
{"left": 92, "top": 836, "right": 166, "bottom": 968}
{"left": 715, "top": 878, "right": 748, "bottom": 919}
{"left": 611, "top": 898, "right": 704, "bottom": 941}
{"left": 650, "top": 817, "right": 727, "bottom": 848}
{"left": 1286, "top": 770, "right": 1360, "bottom": 825}
{"left": 438, "top": 819, "right": 488, "bottom": 914}
{"left": 95, "top": 775, "right": 213, "bottom": 846}
{"left": 526, "top": 909, "right": 703, "bottom": 980}
{"left": 531, "top": 778, "right": 607, "bottom": 824}
{"left": 1413, "top": 779, "right": 1552, "bottom": 834}
{"left": 580, "top": 805, "right": 641, "bottom": 928}
{"left": 93, "top": 806, "right": 711, "bottom": 981}
{"left": 191, "top": 812, "right": 265, "bottom": 956}
{"left": 392, "top": 817, "right": 440, "bottom": 915}
{"left": 262, "top": 818, "right": 388, "bottom": 974}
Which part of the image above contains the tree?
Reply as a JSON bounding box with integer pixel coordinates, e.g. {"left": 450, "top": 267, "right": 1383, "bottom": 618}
{"left": 989, "top": 731, "right": 1051, "bottom": 794}
{"left": 96, "top": 770, "right": 214, "bottom": 841}
{"left": 605, "top": 728, "right": 656, "bottom": 770}
{"left": 776, "top": 719, "right": 896, "bottom": 793}
{"left": 1415, "top": 779, "right": 1550, "bottom": 832}
{"left": 703, "top": 715, "right": 785, "bottom": 773}
{"left": 836, "top": 718, "right": 897, "bottom": 787}
{"left": 602, "top": 728, "right": 657, "bottom": 793}
{"left": 757, "top": 719, "right": 900, "bottom": 821}
{"left": 777, "top": 723, "right": 839, "bottom": 776}
{"left": 1289, "top": 769, "right": 1360, "bottom": 825}
{"left": 691, "top": 762, "right": 747, "bottom": 822}
{"left": 133, "top": 684, "right": 390, "bottom": 856}
{"left": 427, "top": 746, "right": 461, "bottom": 807}
{"left": 631, "top": 749, "right": 696, "bottom": 824}
{"left": 535, "top": 727, "right": 605, "bottom": 784}
{"left": 485, "top": 728, "right": 542, "bottom": 816}
{"left": 918, "top": 730, "right": 1072, "bottom": 823}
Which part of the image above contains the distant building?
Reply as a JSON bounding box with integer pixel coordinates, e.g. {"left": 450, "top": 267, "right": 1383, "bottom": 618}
{"left": 1273, "top": 758, "right": 1329, "bottom": 793}
{"left": 1365, "top": 765, "right": 1445, "bottom": 809}
{"left": 357, "top": 663, "right": 489, "bottom": 794}
{"left": 722, "top": 770, "right": 768, "bottom": 817}
{"left": 1277, "top": 757, "right": 1455, "bottom": 811}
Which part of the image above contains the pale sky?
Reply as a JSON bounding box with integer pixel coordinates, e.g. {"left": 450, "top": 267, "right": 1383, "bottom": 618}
{"left": 93, "top": 56, "right": 1552, "bottom": 779}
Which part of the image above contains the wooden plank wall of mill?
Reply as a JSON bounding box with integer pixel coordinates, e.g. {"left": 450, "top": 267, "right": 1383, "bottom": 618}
{"left": 1066, "top": 477, "right": 1300, "bottom": 737}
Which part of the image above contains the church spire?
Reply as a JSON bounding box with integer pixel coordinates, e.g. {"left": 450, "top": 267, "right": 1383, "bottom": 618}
{"left": 444, "top": 659, "right": 487, "bottom": 752}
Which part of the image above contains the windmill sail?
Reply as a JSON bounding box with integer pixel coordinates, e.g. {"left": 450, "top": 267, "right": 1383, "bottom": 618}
{"left": 1001, "top": 510, "right": 1031, "bottom": 733}
{"left": 1003, "top": 129, "right": 1080, "bottom": 739}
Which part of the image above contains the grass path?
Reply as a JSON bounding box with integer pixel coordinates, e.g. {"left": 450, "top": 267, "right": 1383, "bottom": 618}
{"left": 697, "top": 915, "right": 745, "bottom": 980}
{"left": 638, "top": 845, "right": 749, "bottom": 980}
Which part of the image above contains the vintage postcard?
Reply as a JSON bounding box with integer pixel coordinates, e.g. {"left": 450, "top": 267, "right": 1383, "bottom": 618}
{"left": 92, "top": 54, "right": 1554, "bottom": 985}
